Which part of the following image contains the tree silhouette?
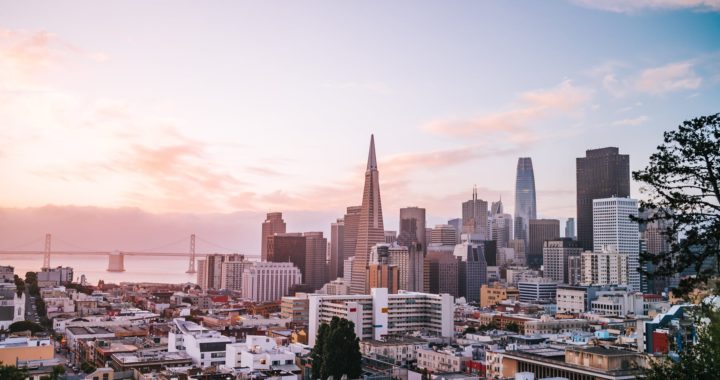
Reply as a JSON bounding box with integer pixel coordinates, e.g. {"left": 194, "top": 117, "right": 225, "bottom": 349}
{"left": 0, "top": 364, "right": 28, "bottom": 380}
{"left": 311, "top": 316, "right": 362, "bottom": 379}
{"left": 633, "top": 113, "right": 720, "bottom": 296}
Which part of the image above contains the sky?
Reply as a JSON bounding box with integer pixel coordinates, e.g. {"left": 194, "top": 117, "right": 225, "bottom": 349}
{"left": 1, "top": 0, "right": 719, "bottom": 253}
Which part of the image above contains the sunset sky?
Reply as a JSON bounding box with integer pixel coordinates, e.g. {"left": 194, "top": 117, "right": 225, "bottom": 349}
{"left": 1, "top": 1, "right": 720, "bottom": 252}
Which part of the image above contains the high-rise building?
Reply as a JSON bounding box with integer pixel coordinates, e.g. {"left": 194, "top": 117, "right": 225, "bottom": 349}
{"left": 462, "top": 186, "right": 488, "bottom": 239}
{"left": 398, "top": 207, "right": 426, "bottom": 253}
{"left": 350, "top": 135, "right": 386, "bottom": 294}
{"left": 261, "top": 212, "right": 286, "bottom": 261}
{"left": 576, "top": 147, "right": 630, "bottom": 250}
{"left": 431, "top": 225, "right": 458, "bottom": 246}
{"left": 640, "top": 209, "right": 674, "bottom": 293}
{"left": 447, "top": 218, "right": 462, "bottom": 238}
{"left": 490, "top": 198, "right": 504, "bottom": 216}
{"left": 383, "top": 244, "right": 423, "bottom": 292}
{"left": 518, "top": 277, "right": 557, "bottom": 303}
{"left": 266, "top": 233, "right": 306, "bottom": 282}
{"left": 367, "top": 245, "right": 399, "bottom": 294}
{"left": 197, "top": 254, "right": 244, "bottom": 290}
{"left": 220, "top": 260, "right": 252, "bottom": 291}
{"left": 329, "top": 218, "right": 345, "bottom": 282}
{"left": 565, "top": 218, "right": 576, "bottom": 239}
{"left": 581, "top": 246, "right": 629, "bottom": 287}
{"left": 542, "top": 238, "right": 583, "bottom": 284}
{"left": 509, "top": 239, "right": 527, "bottom": 266}
{"left": 593, "top": 197, "right": 640, "bottom": 290}
{"left": 453, "top": 241, "right": 487, "bottom": 302}
{"left": 425, "top": 246, "right": 459, "bottom": 296}
{"left": 384, "top": 231, "right": 397, "bottom": 244}
{"left": 304, "top": 232, "right": 328, "bottom": 291}
{"left": 343, "top": 206, "right": 362, "bottom": 272}
{"left": 528, "top": 219, "right": 560, "bottom": 269}
{"left": 491, "top": 213, "right": 513, "bottom": 249}
{"left": 242, "top": 262, "right": 302, "bottom": 303}
{"left": 514, "top": 157, "right": 537, "bottom": 248}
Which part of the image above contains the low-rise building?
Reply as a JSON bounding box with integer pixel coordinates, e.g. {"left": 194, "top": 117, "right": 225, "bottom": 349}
{"left": 517, "top": 278, "right": 556, "bottom": 303}
{"left": 0, "top": 283, "right": 25, "bottom": 329}
{"left": 0, "top": 336, "right": 54, "bottom": 365}
{"left": 359, "top": 336, "right": 427, "bottom": 366}
{"left": 416, "top": 346, "right": 470, "bottom": 373}
{"left": 168, "top": 318, "right": 235, "bottom": 368}
{"left": 111, "top": 351, "right": 193, "bottom": 372}
{"left": 280, "top": 294, "right": 309, "bottom": 327}
{"left": 480, "top": 283, "right": 519, "bottom": 308}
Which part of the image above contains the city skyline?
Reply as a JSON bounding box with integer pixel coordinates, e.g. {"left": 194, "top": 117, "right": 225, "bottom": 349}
{"left": 1, "top": 1, "right": 720, "bottom": 253}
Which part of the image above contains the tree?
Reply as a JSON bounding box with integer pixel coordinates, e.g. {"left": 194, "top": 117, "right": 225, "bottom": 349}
{"left": 13, "top": 275, "right": 25, "bottom": 297}
{"left": 80, "top": 361, "right": 96, "bottom": 374}
{"left": 311, "top": 322, "right": 329, "bottom": 379}
{"left": 321, "top": 317, "right": 362, "bottom": 380}
{"left": 643, "top": 307, "right": 720, "bottom": 379}
{"left": 311, "top": 316, "right": 362, "bottom": 380}
{"left": 505, "top": 322, "right": 520, "bottom": 333}
{"left": 633, "top": 113, "right": 720, "bottom": 296}
{"left": 0, "top": 364, "right": 28, "bottom": 380}
{"left": 8, "top": 320, "right": 44, "bottom": 334}
{"left": 40, "top": 365, "right": 65, "bottom": 380}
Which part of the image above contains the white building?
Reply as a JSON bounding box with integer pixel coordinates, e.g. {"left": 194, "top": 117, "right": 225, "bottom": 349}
{"left": 517, "top": 277, "right": 557, "bottom": 303}
{"left": 556, "top": 285, "right": 592, "bottom": 314}
{"left": 581, "top": 246, "right": 629, "bottom": 287}
{"left": 168, "top": 318, "right": 235, "bottom": 367}
{"left": 590, "top": 290, "right": 644, "bottom": 317}
{"left": 383, "top": 244, "right": 423, "bottom": 292}
{"left": 225, "top": 335, "right": 298, "bottom": 376}
{"left": 308, "top": 288, "right": 454, "bottom": 346}
{"left": 593, "top": 197, "right": 640, "bottom": 290}
{"left": 0, "top": 283, "right": 25, "bottom": 329}
{"left": 241, "top": 262, "right": 302, "bottom": 303}
{"left": 220, "top": 260, "right": 252, "bottom": 291}
{"left": 37, "top": 267, "right": 74, "bottom": 286}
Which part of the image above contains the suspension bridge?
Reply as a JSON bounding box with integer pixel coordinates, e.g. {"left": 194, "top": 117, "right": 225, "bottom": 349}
{"left": 0, "top": 233, "right": 256, "bottom": 273}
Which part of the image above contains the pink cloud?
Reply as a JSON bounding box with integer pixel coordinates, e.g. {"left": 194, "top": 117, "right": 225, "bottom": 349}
{"left": 572, "top": 0, "right": 720, "bottom": 13}
{"left": 424, "top": 80, "right": 592, "bottom": 142}
{"left": 634, "top": 62, "right": 701, "bottom": 95}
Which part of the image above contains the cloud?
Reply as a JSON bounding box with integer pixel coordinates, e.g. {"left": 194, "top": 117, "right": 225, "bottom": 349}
{"left": 572, "top": 0, "right": 720, "bottom": 13}
{"left": 424, "top": 80, "right": 592, "bottom": 143}
{"left": 612, "top": 115, "right": 649, "bottom": 126}
{"left": 634, "top": 62, "right": 702, "bottom": 94}
{"left": 321, "top": 81, "right": 393, "bottom": 94}
{"left": 594, "top": 61, "right": 702, "bottom": 96}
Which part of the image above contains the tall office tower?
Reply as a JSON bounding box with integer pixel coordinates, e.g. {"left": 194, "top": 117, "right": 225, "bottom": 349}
{"left": 491, "top": 213, "right": 513, "bottom": 249}
{"left": 343, "top": 206, "right": 362, "bottom": 271}
{"left": 576, "top": 147, "right": 630, "bottom": 250}
{"left": 398, "top": 207, "right": 427, "bottom": 252}
{"left": 383, "top": 244, "right": 423, "bottom": 292}
{"left": 565, "top": 218, "right": 576, "bottom": 239}
{"left": 490, "top": 198, "right": 504, "bottom": 216}
{"left": 567, "top": 254, "right": 582, "bottom": 285}
{"left": 483, "top": 240, "right": 497, "bottom": 267}
{"left": 542, "top": 238, "right": 583, "bottom": 284}
{"left": 447, "top": 218, "right": 462, "bottom": 239}
{"left": 368, "top": 244, "right": 399, "bottom": 294}
{"left": 528, "top": 219, "right": 560, "bottom": 269}
{"left": 509, "top": 239, "right": 527, "bottom": 266}
{"left": 261, "top": 212, "right": 286, "bottom": 260}
{"left": 640, "top": 209, "right": 674, "bottom": 293}
{"left": 242, "top": 262, "right": 302, "bottom": 303}
{"left": 304, "top": 232, "right": 328, "bottom": 291}
{"left": 462, "top": 186, "right": 489, "bottom": 239}
{"left": 431, "top": 225, "right": 459, "bottom": 246}
{"left": 329, "top": 218, "right": 345, "bottom": 282}
{"left": 593, "top": 197, "right": 640, "bottom": 290}
{"left": 425, "top": 246, "right": 459, "bottom": 297}
{"left": 266, "top": 233, "right": 307, "bottom": 283}
{"left": 453, "top": 241, "right": 488, "bottom": 302}
{"left": 198, "top": 254, "right": 245, "bottom": 290}
{"left": 514, "top": 157, "right": 537, "bottom": 248}
{"left": 384, "top": 231, "right": 397, "bottom": 244}
{"left": 350, "top": 135, "right": 386, "bottom": 294}
{"left": 581, "top": 246, "right": 629, "bottom": 286}
{"left": 196, "top": 259, "right": 206, "bottom": 288}
{"left": 220, "top": 260, "right": 252, "bottom": 291}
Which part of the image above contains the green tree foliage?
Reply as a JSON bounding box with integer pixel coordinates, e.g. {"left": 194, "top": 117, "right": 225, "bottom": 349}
{"left": 80, "top": 361, "right": 96, "bottom": 374}
{"left": 13, "top": 275, "right": 25, "bottom": 297}
{"left": 0, "top": 364, "right": 28, "bottom": 380}
{"left": 311, "top": 316, "right": 362, "bottom": 379}
{"left": 505, "top": 322, "right": 520, "bottom": 333}
{"left": 8, "top": 320, "right": 44, "bottom": 334}
{"left": 311, "top": 323, "right": 329, "bottom": 379}
{"left": 633, "top": 113, "right": 720, "bottom": 296}
{"left": 644, "top": 307, "right": 720, "bottom": 379}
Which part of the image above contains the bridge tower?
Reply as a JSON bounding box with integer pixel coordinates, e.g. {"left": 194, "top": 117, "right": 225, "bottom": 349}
{"left": 186, "top": 234, "right": 197, "bottom": 274}
{"left": 42, "top": 233, "right": 51, "bottom": 270}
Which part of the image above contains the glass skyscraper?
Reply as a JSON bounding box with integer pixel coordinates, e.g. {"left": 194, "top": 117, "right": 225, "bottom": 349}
{"left": 514, "top": 157, "right": 537, "bottom": 248}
